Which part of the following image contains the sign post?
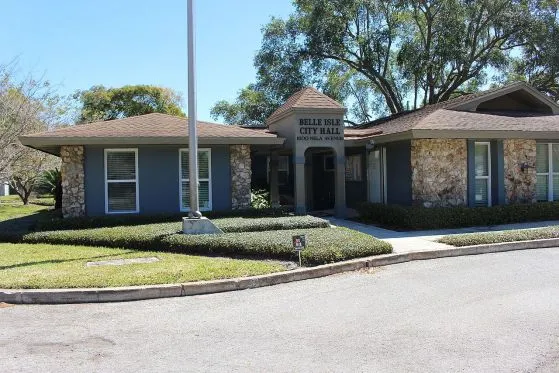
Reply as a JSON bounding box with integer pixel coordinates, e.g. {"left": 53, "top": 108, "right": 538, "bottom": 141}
{"left": 292, "top": 234, "right": 306, "bottom": 267}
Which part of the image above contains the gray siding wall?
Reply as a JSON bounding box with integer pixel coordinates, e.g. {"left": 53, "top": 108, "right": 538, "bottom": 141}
{"left": 84, "top": 145, "right": 231, "bottom": 216}
{"left": 345, "top": 147, "right": 367, "bottom": 208}
{"left": 385, "top": 141, "right": 412, "bottom": 205}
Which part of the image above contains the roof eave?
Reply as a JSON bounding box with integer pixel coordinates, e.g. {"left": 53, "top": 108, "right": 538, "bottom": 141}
{"left": 19, "top": 136, "right": 286, "bottom": 149}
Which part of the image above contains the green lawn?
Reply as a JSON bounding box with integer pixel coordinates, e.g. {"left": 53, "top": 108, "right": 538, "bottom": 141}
{"left": 0, "top": 195, "right": 52, "bottom": 221}
{"left": 0, "top": 198, "right": 392, "bottom": 288}
{"left": 438, "top": 225, "right": 559, "bottom": 247}
{"left": 0, "top": 243, "right": 285, "bottom": 289}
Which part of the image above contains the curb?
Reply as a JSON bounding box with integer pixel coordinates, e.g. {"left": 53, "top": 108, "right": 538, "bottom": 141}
{"left": 2, "top": 238, "right": 558, "bottom": 304}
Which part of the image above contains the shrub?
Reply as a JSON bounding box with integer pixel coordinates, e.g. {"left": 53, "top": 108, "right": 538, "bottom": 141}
{"left": 251, "top": 189, "right": 270, "bottom": 209}
{"left": 357, "top": 201, "right": 559, "bottom": 230}
{"left": 34, "top": 206, "right": 295, "bottom": 232}
{"left": 22, "top": 227, "right": 392, "bottom": 266}
{"left": 438, "top": 226, "right": 559, "bottom": 247}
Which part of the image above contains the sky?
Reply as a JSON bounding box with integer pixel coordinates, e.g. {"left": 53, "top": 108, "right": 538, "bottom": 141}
{"left": 0, "top": 0, "right": 294, "bottom": 122}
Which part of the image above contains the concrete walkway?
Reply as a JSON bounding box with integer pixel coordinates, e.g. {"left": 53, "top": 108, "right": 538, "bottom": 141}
{"left": 326, "top": 218, "right": 559, "bottom": 254}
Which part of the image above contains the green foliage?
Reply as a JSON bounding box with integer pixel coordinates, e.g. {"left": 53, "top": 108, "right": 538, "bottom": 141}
{"left": 21, "top": 226, "right": 391, "bottom": 266}
{"left": 510, "top": 2, "right": 559, "bottom": 101}
{"left": 213, "top": 0, "right": 549, "bottom": 123}
{"left": 438, "top": 226, "right": 559, "bottom": 247}
{"left": 75, "top": 85, "right": 185, "bottom": 123}
{"left": 33, "top": 207, "right": 295, "bottom": 232}
{"left": 211, "top": 18, "right": 309, "bottom": 125}
{"left": 251, "top": 189, "right": 271, "bottom": 209}
{"left": 357, "top": 202, "right": 559, "bottom": 230}
{"left": 36, "top": 168, "right": 61, "bottom": 209}
{"left": 0, "top": 243, "right": 285, "bottom": 289}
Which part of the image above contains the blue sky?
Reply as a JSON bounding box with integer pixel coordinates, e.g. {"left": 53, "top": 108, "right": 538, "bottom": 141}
{"left": 1, "top": 0, "right": 294, "bottom": 122}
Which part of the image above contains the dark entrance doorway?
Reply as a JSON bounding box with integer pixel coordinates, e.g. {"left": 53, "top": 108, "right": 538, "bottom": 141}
{"left": 305, "top": 148, "right": 336, "bottom": 211}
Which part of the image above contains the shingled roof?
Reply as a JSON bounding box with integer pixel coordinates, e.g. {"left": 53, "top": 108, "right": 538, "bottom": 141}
{"left": 20, "top": 113, "right": 284, "bottom": 155}
{"left": 266, "top": 87, "right": 345, "bottom": 125}
{"left": 346, "top": 82, "right": 559, "bottom": 141}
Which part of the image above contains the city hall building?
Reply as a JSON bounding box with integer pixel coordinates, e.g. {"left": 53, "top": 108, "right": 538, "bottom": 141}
{"left": 20, "top": 82, "right": 559, "bottom": 218}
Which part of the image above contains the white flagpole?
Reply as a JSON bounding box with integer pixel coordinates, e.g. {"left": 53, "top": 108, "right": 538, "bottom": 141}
{"left": 187, "top": 0, "right": 201, "bottom": 218}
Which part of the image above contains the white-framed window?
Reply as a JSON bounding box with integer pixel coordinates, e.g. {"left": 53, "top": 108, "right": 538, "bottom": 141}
{"left": 474, "top": 142, "right": 492, "bottom": 207}
{"left": 104, "top": 149, "right": 139, "bottom": 214}
{"left": 536, "top": 143, "right": 559, "bottom": 201}
{"left": 267, "top": 155, "right": 290, "bottom": 186}
{"left": 179, "top": 149, "right": 212, "bottom": 211}
{"left": 345, "top": 154, "right": 362, "bottom": 181}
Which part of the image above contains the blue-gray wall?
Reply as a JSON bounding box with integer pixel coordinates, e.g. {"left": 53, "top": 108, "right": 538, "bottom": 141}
{"left": 385, "top": 141, "right": 412, "bottom": 205}
{"left": 84, "top": 145, "right": 231, "bottom": 216}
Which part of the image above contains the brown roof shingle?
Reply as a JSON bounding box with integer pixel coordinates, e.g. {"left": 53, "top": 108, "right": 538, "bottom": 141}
{"left": 266, "top": 87, "right": 345, "bottom": 125}
{"left": 22, "top": 113, "right": 282, "bottom": 140}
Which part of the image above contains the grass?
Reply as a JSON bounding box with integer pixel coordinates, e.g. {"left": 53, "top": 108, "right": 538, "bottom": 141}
{"left": 0, "top": 195, "right": 53, "bottom": 221}
{"left": 0, "top": 243, "right": 286, "bottom": 289}
{"left": 0, "top": 200, "right": 392, "bottom": 288}
{"left": 438, "top": 226, "right": 559, "bottom": 247}
{"left": 22, "top": 225, "right": 392, "bottom": 266}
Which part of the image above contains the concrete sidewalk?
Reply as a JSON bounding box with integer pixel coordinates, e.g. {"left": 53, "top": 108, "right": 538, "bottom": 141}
{"left": 326, "top": 218, "right": 559, "bottom": 254}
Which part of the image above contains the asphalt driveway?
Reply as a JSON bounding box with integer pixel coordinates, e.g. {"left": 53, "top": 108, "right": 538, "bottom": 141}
{"left": 2, "top": 248, "right": 559, "bottom": 372}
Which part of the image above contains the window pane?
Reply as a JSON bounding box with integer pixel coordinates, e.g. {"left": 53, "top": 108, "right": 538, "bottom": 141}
{"left": 198, "top": 151, "right": 209, "bottom": 179}
{"left": 182, "top": 181, "right": 211, "bottom": 210}
{"left": 554, "top": 175, "right": 559, "bottom": 201}
{"left": 553, "top": 145, "right": 559, "bottom": 173}
{"left": 536, "top": 175, "right": 549, "bottom": 201}
{"left": 181, "top": 151, "right": 210, "bottom": 179}
{"left": 108, "top": 182, "right": 137, "bottom": 212}
{"left": 536, "top": 144, "right": 549, "bottom": 173}
{"left": 107, "top": 152, "right": 136, "bottom": 180}
{"left": 474, "top": 178, "right": 488, "bottom": 206}
{"left": 474, "top": 144, "right": 489, "bottom": 177}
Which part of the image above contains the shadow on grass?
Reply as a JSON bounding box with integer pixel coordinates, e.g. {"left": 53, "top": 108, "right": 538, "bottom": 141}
{"left": 0, "top": 209, "right": 61, "bottom": 240}
{"left": 0, "top": 251, "right": 136, "bottom": 271}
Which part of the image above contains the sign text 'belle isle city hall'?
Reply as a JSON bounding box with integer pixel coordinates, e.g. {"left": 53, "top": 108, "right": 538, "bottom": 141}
{"left": 297, "top": 118, "right": 344, "bottom": 142}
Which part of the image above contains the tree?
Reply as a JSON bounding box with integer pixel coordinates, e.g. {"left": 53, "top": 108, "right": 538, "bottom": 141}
{"left": 8, "top": 148, "right": 58, "bottom": 205}
{"left": 214, "top": 0, "right": 544, "bottom": 123}
{"left": 0, "top": 60, "right": 66, "bottom": 205}
{"left": 211, "top": 18, "right": 310, "bottom": 125}
{"left": 75, "top": 85, "right": 185, "bottom": 123}
{"left": 510, "top": 1, "right": 559, "bottom": 101}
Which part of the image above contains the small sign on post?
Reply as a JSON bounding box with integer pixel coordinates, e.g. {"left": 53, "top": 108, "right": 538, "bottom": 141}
{"left": 292, "top": 234, "right": 306, "bottom": 267}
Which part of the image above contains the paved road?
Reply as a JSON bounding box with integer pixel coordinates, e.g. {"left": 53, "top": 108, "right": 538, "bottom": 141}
{"left": 2, "top": 248, "right": 559, "bottom": 373}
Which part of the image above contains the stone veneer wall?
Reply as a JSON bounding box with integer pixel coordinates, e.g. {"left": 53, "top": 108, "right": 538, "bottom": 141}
{"left": 411, "top": 139, "right": 468, "bottom": 207}
{"left": 60, "top": 145, "right": 85, "bottom": 218}
{"left": 230, "top": 145, "right": 252, "bottom": 209}
{"left": 503, "top": 139, "right": 536, "bottom": 204}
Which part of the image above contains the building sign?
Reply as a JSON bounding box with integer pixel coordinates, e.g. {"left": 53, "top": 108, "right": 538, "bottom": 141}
{"left": 296, "top": 118, "right": 344, "bottom": 142}
{"left": 292, "top": 234, "right": 306, "bottom": 251}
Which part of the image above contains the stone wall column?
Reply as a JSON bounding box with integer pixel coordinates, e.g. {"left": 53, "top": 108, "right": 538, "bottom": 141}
{"left": 230, "top": 145, "right": 252, "bottom": 209}
{"left": 60, "top": 145, "right": 85, "bottom": 218}
{"left": 503, "top": 139, "right": 536, "bottom": 204}
{"left": 411, "top": 139, "right": 468, "bottom": 207}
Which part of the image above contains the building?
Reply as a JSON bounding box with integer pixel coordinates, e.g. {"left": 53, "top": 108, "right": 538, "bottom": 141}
{"left": 20, "top": 82, "right": 559, "bottom": 218}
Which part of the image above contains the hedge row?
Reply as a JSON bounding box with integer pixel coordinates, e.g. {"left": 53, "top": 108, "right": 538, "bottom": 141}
{"left": 20, "top": 226, "right": 392, "bottom": 266}
{"left": 357, "top": 202, "right": 559, "bottom": 230}
{"left": 34, "top": 207, "right": 295, "bottom": 232}
{"left": 438, "top": 226, "right": 559, "bottom": 247}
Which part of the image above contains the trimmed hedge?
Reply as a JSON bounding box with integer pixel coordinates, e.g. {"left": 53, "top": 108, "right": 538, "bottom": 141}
{"left": 21, "top": 226, "right": 392, "bottom": 266}
{"left": 438, "top": 226, "right": 559, "bottom": 247}
{"left": 357, "top": 202, "right": 559, "bottom": 230}
{"left": 34, "top": 207, "right": 295, "bottom": 232}
{"left": 215, "top": 216, "right": 329, "bottom": 232}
